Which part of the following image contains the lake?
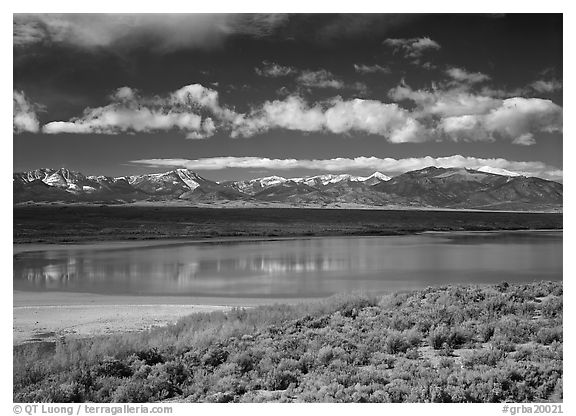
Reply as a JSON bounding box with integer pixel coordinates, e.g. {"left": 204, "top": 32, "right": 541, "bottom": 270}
{"left": 13, "top": 231, "right": 562, "bottom": 299}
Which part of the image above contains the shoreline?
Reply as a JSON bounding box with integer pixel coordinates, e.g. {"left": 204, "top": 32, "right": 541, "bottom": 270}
{"left": 13, "top": 228, "right": 563, "bottom": 253}
{"left": 13, "top": 228, "right": 563, "bottom": 346}
{"left": 12, "top": 291, "right": 313, "bottom": 345}
{"left": 13, "top": 230, "right": 563, "bottom": 344}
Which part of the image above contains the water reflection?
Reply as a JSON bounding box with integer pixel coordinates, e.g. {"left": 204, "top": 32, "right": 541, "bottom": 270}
{"left": 14, "top": 232, "right": 562, "bottom": 298}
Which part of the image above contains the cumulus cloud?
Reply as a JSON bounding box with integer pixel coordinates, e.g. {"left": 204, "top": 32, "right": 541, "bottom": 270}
{"left": 13, "top": 90, "right": 41, "bottom": 133}
{"left": 38, "top": 80, "right": 562, "bottom": 145}
{"left": 390, "top": 84, "right": 501, "bottom": 117}
{"left": 42, "top": 84, "right": 237, "bottom": 138}
{"left": 483, "top": 97, "right": 562, "bottom": 136}
{"left": 232, "top": 95, "right": 425, "bottom": 142}
{"left": 439, "top": 97, "right": 562, "bottom": 144}
{"left": 389, "top": 83, "right": 562, "bottom": 144}
{"left": 354, "top": 64, "right": 391, "bottom": 74}
{"left": 254, "top": 61, "right": 297, "bottom": 77}
{"left": 323, "top": 99, "right": 426, "bottom": 142}
{"left": 446, "top": 67, "right": 491, "bottom": 84}
{"left": 236, "top": 96, "right": 325, "bottom": 136}
{"left": 130, "top": 155, "right": 562, "bottom": 181}
{"left": 383, "top": 36, "right": 440, "bottom": 58}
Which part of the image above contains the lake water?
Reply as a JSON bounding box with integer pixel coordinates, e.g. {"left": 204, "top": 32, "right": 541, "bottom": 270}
{"left": 13, "top": 231, "right": 562, "bottom": 298}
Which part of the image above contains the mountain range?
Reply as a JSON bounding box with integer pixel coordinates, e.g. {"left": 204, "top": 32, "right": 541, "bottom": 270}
{"left": 13, "top": 167, "right": 562, "bottom": 211}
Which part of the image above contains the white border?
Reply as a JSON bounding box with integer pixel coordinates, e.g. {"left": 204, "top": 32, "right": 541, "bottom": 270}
{"left": 3, "top": 4, "right": 572, "bottom": 414}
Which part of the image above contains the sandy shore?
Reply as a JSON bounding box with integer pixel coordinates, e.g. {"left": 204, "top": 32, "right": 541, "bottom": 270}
{"left": 13, "top": 291, "right": 308, "bottom": 345}
{"left": 13, "top": 292, "right": 255, "bottom": 345}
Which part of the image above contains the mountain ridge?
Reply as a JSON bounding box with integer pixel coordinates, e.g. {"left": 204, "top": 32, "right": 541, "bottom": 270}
{"left": 13, "top": 166, "right": 562, "bottom": 211}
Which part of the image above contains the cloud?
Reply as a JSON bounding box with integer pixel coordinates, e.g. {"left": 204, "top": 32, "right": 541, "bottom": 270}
{"left": 383, "top": 36, "right": 441, "bottom": 58}
{"left": 483, "top": 96, "right": 562, "bottom": 136}
{"left": 255, "top": 61, "right": 297, "bottom": 77}
{"left": 255, "top": 63, "right": 366, "bottom": 92}
{"left": 236, "top": 96, "right": 325, "bottom": 136}
{"left": 446, "top": 67, "right": 491, "bottom": 84}
{"left": 14, "top": 14, "right": 418, "bottom": 51}
{"left": 296, "top": 69, "right": 345, "bottom": 89}
{"left": 390, "top": 83, "right": 501, "bottom": 117}
{"left": 438, "top": 97, "right": 562, "bottom": 144}
{"left": 323, "top": 99, "right": 425, "bottom": 143}
{"left": 389, "top": 83, "right": 562, "bottom": 144}
{"left": 511, "top": 134, "right": 536, "bottom": 146}
{"left": 14, "top": 14, "right": 235, "bottom": 52}
{"left": 38, "top": 80, "right": 562, "bottom": 145}
{"left": 529, "top": 79, "right": 562, "bottom": 93}
{"left": 354, "top": 64, "right": 391, "bottom": 74}
{"left": 13, "top": 90, "right": 41, "bottom": 133}
{"left": 229, "top": 14, "right": 291, "bottom": 39}
{"left": 232, "top": 96, "right": 425, "bottom": 142}
{"left": 130, "top": 155, "right": 562, "bottom": 181}
{"left": 42, "top": 84, "right": 236, "bottom": 138}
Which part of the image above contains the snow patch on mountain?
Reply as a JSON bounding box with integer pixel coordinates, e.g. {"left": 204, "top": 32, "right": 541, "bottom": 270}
{"left": 292, "top": 174, "right": 354, "bottom": 186}
{"left": 290, "top": 172, "right": 391, "bottom": 185}
{"left": 355, "top": 172, "right": 392, "bottom": 182}
{"left": 478, "top": 166, "right": 523, "bottom": 177}
{"left": 257, "top": 176, "right": 288, "bottom": 187}
{"left": 176, "top": 169, "right": 202, "bottom": 191}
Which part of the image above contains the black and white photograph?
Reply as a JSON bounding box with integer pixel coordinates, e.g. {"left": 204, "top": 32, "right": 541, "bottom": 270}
{"left": 11, "top": 10, "right": 565, "bottom": 410}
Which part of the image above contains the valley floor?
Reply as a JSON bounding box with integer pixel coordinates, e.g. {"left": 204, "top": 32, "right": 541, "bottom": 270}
{"left": 13, "top": 205, "right": 562, "bottom": 244}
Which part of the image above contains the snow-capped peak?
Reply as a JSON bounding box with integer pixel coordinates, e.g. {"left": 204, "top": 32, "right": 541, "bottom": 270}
{"left": 175, "top": 168, "right": 202, "bottom": 190}
{"left": 477, "top": 166, "right": 523, "bottom": 177}
{"left": 292, "top": 174, "right": 353, "bottom": 186}
{"left": 368, "top": 172, "right": 392, "bottom": 181}
{"left": 256, "top": 176, "right": 288, "bottom": 186}
{"left": 354, "top": 172, "right": 391, "bottom": 182}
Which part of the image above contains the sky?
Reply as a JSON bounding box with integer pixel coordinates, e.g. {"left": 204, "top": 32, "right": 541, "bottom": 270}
{"left": 13, "top": 13, "right": 563, "bottom": 181}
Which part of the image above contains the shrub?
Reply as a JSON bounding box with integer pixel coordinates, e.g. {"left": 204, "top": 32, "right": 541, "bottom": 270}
{"left": 428, "top": 326, "right": 449, "bottom": 350}
{"left": 317, "top": 346, "right": 334, "bottom": 365}
{"left": 230, "top": 352, "right": 255, "bottom": 374}
{"left": 405, "top": 328, "right": 422, "bottom": 347}
{"left": 537, "top": 327, "right": 562, "bottom": 345}
{"left": 447, "top": 327, "right": 473, "bottom": 349}
{"left": 541, "top": 297, "right": 563, "bottom": 319}
{"left": 551, "top": 285, "right": 563, "bottom": 297}
{"left": 135, "top": 348, "right": 164, "bottom": 365}
{"left": 12, "top": 281, "right": 563, "bottom": 403}
{"left": 370, "top": 352, "right": 396, "bottom": 368}
{"left": 385, "top": 331, "right": 410, "bottom": 354}
{"left": 479, "top": 323, "right": 495, "bottom": 342}
{"left": 201, "top": 344, "right": 229, "bottom": 367}
{"left": 491, "top": 335, "right": 516, "bottom": 352}
{"left": 158, "top": 361, "right": 189, "bottom": 386}
{"left": 461, "top": 347, "right": 505, "bottom": 369}
{"left": 112, "top": 379, "right": 155, "bottom": 402}
{"left": 95, "top": 357, "right": 133, "bottom": 378}
{"left": 266, "top": 367, "right": 300, "bottom": 390}
{"left": 334, "top": 294, "right": 379, "bottom": 318}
